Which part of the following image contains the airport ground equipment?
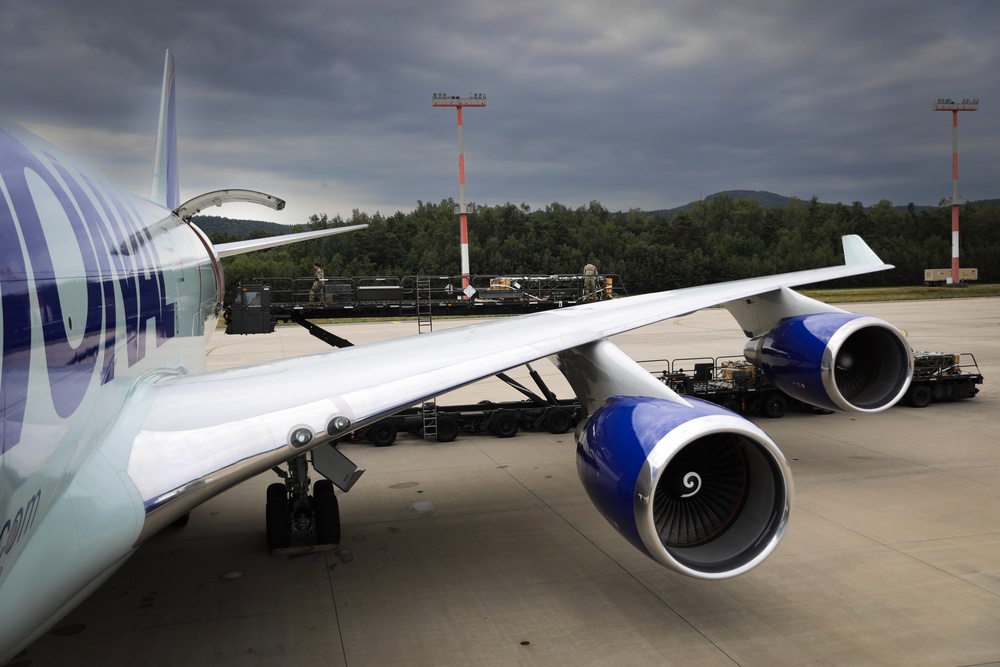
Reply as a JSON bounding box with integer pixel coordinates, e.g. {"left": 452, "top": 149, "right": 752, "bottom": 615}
{"left": 642, "top": 351, "right": 982, "bottom": 416}
{"left": 347, "top": 348, "right": 985, "bottom": 450}
{"left": 640, "top": 356, "right": 816, "bottom": 418}
{"left": 251, "top": 297, "right": 980, "bottom": 549}
{"left": 224, "top": 272, "right": 626, "bottom": 334}
{"left": 923, "top": 267, "right": 979, "bottom": 286}
{"left": 346, "top": 366, "right": 581, "bottom": 445}
{"left": 903, "top": 351, "right": 983, "bottom": 407}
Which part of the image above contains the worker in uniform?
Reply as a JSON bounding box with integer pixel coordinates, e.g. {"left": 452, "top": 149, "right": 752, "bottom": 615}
{"left": 582, "top": 261, "right": 598, "bottom": 301}
{"left": 310, "top": 262, "right": 325, "bottom": 302}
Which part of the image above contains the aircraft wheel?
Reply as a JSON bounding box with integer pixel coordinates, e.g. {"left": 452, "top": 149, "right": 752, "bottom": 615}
{"left": 720, "top": 400, "right": 740, "bottom": 414}
{"left": 545, "top": 408, "right": 573, "bottom": 434}
{"left": 314, "top": 492, "right": 341, "bottom": 545}
{"left": 314, "top": 479, "right": 334, "bottom": 497}
{"left": 763, "top": 394, "right": 788, "bottom": 419}
{"left": 436, "top": 415, "right": 459, "bottom": 442}
{"left": 267, "top": 482, "right": 287, "bottom": 503}
{"left": 368, "top": 421, "right": 397, "bottom": 447}
{"left": 266, "top": 496, "right": 291, "bottom": 551}
{"left": 490, "top": 411, "right": 519, "bottom": 438}
{"left": 906, "top": 383, "right": 932, "bottom": 408}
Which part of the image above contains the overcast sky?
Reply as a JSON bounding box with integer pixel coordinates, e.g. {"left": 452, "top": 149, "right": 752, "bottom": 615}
{"left": 2, "top": 1, "right": 998, "bottom": 224}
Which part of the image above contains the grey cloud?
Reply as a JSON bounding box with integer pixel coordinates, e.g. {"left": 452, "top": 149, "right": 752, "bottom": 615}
{"left": 2, "top": 0, "right": 998, "bottom": 223}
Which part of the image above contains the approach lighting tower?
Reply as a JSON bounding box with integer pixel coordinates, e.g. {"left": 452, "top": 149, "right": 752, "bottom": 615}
{"left": 932, "top": 98, "right": 978, "bottom": 285}
{"left": 433, "top": 92, "right": 487, "bottom": 296}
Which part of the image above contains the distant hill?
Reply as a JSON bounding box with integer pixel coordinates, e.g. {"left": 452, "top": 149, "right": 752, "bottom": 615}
{"left": 192, "top": 215, "right": 290, "bottom": 239}
{"left": 652, "top": 192, "right": 1000, "bottom": 218}
{"left": 193, "top": 194, "right": 1000, "bottom": 241}
{"left": 649, "top": 190, "right": 792, "bottom": 217}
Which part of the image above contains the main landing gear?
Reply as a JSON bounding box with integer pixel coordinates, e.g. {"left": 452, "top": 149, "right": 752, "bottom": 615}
{"left": 265, "top": 454, "right": 342, "bottom": 551}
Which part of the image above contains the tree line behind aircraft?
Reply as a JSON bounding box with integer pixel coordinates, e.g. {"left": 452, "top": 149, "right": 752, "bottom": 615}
{"left": 199, "top": 193, "right": 999, "bottom": 304}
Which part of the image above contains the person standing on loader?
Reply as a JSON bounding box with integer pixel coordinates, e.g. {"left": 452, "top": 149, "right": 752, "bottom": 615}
{"left": 310, "top": 262, "right": 325, "bottom": 302}
{"left": 582, "top": 261, "right": 598, "bottom": 301}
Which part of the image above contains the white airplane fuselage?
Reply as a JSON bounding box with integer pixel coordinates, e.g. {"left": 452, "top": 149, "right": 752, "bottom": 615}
{"left": 0, "top": 119, "right": 218, "bottom": 659}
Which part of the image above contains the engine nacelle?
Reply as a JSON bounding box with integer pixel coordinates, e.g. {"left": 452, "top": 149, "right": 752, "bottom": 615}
{"left": 745, "top": 313, "right": 913, "bottom": 413}
{"left": 577, "top": 395, "right": 792, "bottom": 579}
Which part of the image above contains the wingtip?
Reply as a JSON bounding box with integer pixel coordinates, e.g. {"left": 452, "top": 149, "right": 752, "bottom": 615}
{"left": 842, "top": 235, "right": 884, "bottom": 266}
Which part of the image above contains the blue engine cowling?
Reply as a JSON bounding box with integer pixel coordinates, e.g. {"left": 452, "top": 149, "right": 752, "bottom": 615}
{"left": 745, "top": 313, "right": 913, "bottom": 413}
{"left": 577, "top": 395, "right": 792, "bottom": 579}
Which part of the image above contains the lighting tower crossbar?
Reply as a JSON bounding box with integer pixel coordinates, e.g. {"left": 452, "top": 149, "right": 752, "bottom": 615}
{"left": 433, "top": 92, "right": 487, "bottom": 296}
{"left": 932, "top": 98, "right": 978, "bottom": 285}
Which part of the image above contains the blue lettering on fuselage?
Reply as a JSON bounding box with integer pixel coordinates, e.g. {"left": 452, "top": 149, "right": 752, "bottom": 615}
{"left": 0, "top": 489, "right": 42, "bottom": 578}
{"left": 0, "top": 127, "right": 177, "bottom": 453}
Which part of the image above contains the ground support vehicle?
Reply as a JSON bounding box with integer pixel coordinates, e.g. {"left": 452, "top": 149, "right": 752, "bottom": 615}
{"left": 225, "top": 272, "right": 627, "bottom": 332}
{"left": 924, "top": 268, "right": 979, "bottom": 286}
{"left": 346, "top": 370, "right": 582, "bottom": 445}
{"left": 349, "top": 399, "right": 582, "bottom": 446}
{"left": 642, "top": 356, "right": 817, "bottom": 418}
{"left": 644, "top": 351, "right": 984, "bottom": 416}
{"left": 903, "top": 352, "right": 983, "bottom": 407}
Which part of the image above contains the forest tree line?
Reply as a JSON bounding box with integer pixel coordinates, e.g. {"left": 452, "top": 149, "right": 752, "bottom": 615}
{"left": 200, "top": 195, "right": 999, "bottom": 305}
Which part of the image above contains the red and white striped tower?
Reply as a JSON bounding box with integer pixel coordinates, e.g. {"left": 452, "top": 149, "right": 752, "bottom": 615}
{"left": 932, "top": 98, "right": 978, "bottom": 285}
{"left": 433, "top": 93, "right": 486, "bottom": 296}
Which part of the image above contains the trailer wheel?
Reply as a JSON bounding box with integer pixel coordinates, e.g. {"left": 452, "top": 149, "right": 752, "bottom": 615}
{"left": 906, "top": 383, "right": 932, "bottom": 408}
{"left": 436, "top": 415, "right": 459, "bottom": 442}
{"left": 545, "top": 408, "right": 573, "bottom": 434}
{"left": 368, "top": 421, "right": 397, "bottom": 446}
{"left": 720, "top": 400, "right": 740, "bottom": 414}
{"left": 763, "top": 394, "right": 788, "bottom": 418}
{"left": 490, "top": 411, "right": 519, "bottom": 438}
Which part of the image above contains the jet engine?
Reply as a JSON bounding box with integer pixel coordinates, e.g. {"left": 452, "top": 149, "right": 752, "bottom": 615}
{"left": 577, "top": 395, "right": 792, "bottom": 579}
{"left": 744, "top": 313, "right": 913, "bottom": 413}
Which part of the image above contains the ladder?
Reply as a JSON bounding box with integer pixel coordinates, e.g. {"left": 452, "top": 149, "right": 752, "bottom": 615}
{"left": 416, "top": 277, "right": 433, "bottom": 335}
{"left": 421, "top": 401, "right": 438, "bottom": 441}
{"left": 416, "top": 278, "right": 437, "bottom": 438}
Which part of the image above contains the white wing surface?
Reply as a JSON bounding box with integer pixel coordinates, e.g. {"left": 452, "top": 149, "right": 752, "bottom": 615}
{"left": 126, "top": 236, "right": 890, "bottom": 536}
{"left": 215, "top": 224, "right": 369, "bottom": 258}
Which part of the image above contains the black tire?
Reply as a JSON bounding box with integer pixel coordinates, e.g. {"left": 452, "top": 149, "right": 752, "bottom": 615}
{"left": 266, "top": 482, "right": 287, "bottom": 503}
{"left": 906, "top": 383, "right": 932, "bottom": 408}
{"left": 763, "top": 394, "right": 788, "bottom": 419}
{"left": 545, "top": 408, "right": 573, "bottom": 434}
{"left": 314, "top": 479, "right": 334, "bottom": 497}
{"left": 368, "top": 421, "right": 397, "bottom": 447}
{"left": 436, "top": 415, "right": 459, "bottom": 442}
{"left": 720, "top": 400, "right": 740, "bottom": 414}
{"left": 265, "top": 498, "right": 291, "bottom": 551}
{"left": 314, "top": 492, "right": 341, "bottom": 545}
{"left": 490, "top": 411, "right": 519, "bottom": 438}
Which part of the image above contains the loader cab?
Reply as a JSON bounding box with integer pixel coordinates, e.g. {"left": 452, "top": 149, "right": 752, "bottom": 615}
{"left": 226, "top": 285, "right": 276, "bottom": 335}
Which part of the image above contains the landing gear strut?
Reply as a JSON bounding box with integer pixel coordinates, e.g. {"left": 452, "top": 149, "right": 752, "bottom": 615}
{"left": 265, "top": 454, "right": 342, "bottom": 551}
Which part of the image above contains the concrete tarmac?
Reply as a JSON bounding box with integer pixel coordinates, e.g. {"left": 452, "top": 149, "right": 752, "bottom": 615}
{"left": 15, "top": 298, "right": 1000, "bottom": 667}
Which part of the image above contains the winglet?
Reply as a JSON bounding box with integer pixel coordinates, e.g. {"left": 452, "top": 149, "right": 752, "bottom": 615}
{"left": 842, "top": 234, "right": 884, "bottom": 266}
{"left": 150, "top": 49, "right": 179, "bottom": 209}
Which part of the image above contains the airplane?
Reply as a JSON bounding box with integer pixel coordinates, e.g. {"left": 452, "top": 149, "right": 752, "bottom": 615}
{"left": 0, "top": 50, "right": 913, "bottom": 663}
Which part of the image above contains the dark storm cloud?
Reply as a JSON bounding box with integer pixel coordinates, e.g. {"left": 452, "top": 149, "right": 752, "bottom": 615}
{"left": 2, "top": 0, "right": 998, "bottom": 223}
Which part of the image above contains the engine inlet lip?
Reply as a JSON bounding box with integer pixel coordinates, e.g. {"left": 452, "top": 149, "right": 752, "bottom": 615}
{"left": 634, "top": 411, "right": 792, "bottom": 580}
{"left": 821, "top": 316, "right": 913, "bottom": 413}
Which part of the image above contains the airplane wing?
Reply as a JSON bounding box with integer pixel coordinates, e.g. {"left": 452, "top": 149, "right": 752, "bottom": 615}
{"left": 126, "top": 235, "right": 894, "bottom": 538}
{"left": 214, "top": 224, "right": 370, "bottom": 258}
